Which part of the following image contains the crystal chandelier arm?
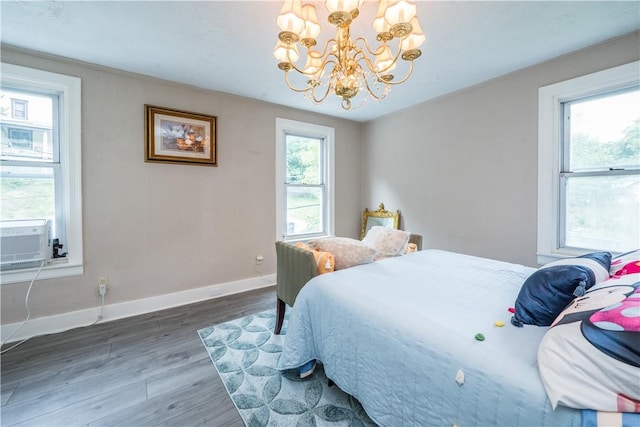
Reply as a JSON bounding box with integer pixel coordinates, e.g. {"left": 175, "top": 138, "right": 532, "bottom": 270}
{"left": 352, "top": 36, "right": 387, "bottom": 58}
{"left": 283, "top": 71, "right": 317, "bottom": 93}
{"left": 312, "top": 37, "right": 338, "bottom": 61}
{"left": 283, "top": 39, "right": 339, "bottom": 76}
{"left": 381, "top": 59, "right": 415, "bottom": 85}
{"left": 361, "top": 73, "right": 388, "bottom": 101}
{"left": 352, "top": 36, "right": 404, "bottom": 75}
{"left": 286, "top": 54, "right": 338, "bottom": 79}
{"left": 282, "top": 70, "right": 333, "bottom": 104}
{"left": 308, "top": 80, "right": 333, "bottom": 104}
{"left": 353, "top": 40, "right": 419, "bottom": 85}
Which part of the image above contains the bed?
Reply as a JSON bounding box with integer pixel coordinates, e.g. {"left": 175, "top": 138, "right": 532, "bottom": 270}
{"left": 276, "top": 249, "right": 631, "bottom": 426}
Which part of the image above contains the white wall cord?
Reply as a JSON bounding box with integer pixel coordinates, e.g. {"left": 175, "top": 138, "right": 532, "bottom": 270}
{"left": 89, "top": 294, "right": 106, "bottom": 326}
{"left": 0, "top": 261, "right": 107, "bottom": 354}
{"left": 1, "top": 259, "right": 46, "bottom": 354}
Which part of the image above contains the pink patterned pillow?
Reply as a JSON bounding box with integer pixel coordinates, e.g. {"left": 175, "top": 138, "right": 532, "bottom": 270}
{"left": 610, "top": 249, "right": 640, "bottom": 277}
{"left": 538, "top": 274, "right": 640, "bottom": 412}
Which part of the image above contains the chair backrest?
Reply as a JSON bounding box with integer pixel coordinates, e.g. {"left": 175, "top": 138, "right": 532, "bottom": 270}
{"left": 275, "top": 241, "right": 318, "bottom": 306}
{"left": 409, "top": 234, "right": 423, "bottom": 251}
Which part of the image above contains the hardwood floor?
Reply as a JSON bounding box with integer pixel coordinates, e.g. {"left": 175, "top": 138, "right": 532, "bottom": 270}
{"left": 1, "top": 286, "right": 276, "bottom": 427}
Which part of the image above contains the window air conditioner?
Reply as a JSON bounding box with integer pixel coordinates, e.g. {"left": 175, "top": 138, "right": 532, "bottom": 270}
{"left": 1, "top": 219, "right": 51, "bottom": 269}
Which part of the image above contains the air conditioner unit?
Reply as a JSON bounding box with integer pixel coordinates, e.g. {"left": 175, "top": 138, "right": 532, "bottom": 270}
{"left": 1, "top": 219, "right": 51, "bottom": 269}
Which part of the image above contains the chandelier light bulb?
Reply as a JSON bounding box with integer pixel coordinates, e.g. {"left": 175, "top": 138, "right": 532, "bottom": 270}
{"left": 373, "top": 0, "right": 391, "bottom": 34}
{"left": 274, "top": 39, "right": 300, "bottom": 63}
{"left": 300, "top": 4, "right": 321, "bottom": 43}
{"left": 277, "top": 0, "right": 305, "bottom": 34}
{"left": 384, "top": 0, "right": 417, "bottom": 26}
{"left": 325, "top": 0, "right": 363, "bottom": 14}
{"left": 400, "top": 16, "right": 425, "bottom": 51}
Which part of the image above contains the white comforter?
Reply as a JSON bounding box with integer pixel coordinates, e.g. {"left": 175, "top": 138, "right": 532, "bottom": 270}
{"left": 277, "top": 249, "right": 581, "bottom": 426}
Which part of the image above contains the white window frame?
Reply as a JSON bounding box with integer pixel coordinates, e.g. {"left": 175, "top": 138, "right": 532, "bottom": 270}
{"left": 537, "top": 61, "right": 639, "bottom": 265}
{"left": 1, "top": 63, "right": 83, "bottom": 284}
{"left": 275, "top": 118, "right": 334, "bottom": 242}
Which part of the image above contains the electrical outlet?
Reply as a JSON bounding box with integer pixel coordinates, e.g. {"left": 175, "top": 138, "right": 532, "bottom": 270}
{"left": 256, "top": 255, "right": 264, "bottom": 265}
{"left": 97, "top": 277, "right": 109, "bottom": 296}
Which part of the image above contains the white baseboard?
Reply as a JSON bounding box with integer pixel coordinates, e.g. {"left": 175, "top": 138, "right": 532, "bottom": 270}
{"left": 1, "top": 274, "right": 276, "bottom": 344}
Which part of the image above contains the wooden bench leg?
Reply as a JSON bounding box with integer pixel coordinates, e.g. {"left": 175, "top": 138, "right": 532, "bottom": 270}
{"left": 275, "top": 298, "right": 286, "bottom": 334}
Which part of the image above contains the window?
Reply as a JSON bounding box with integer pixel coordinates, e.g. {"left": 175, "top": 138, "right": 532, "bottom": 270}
{"left": 11, "top": 98, "right": 28, "bottom": 119}
{"left": 8, "top": 128, "right": 33, "bottom": 149}
{"left": 538, "top": 61, "right": 639, "bottom": 264}
{"left": 275, "top": 118, "right": 334, "bottom": 241}
{"left": 1, "top": 63, "right": 83, "bottom": 283}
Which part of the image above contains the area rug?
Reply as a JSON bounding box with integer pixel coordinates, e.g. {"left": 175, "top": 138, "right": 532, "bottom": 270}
{"left": 198, "top": 309, "right": 376, "bottom": 426}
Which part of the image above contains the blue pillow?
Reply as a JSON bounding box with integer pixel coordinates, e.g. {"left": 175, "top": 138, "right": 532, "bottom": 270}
{"left": 511, "top": 252, "right": 611, "bottom": 327}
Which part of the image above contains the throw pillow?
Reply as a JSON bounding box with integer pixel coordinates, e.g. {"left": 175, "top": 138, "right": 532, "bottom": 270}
{"left": 362, "top": 226, "right": 411, "bottom": 258}
{"left": 308, "top": 237, "right": 376, "bottom": 270}
{"left": 404, "top": 242, "right": 418, "bottom": 254}
{"left": 295, "top": 242, "right": 335, "bottom": 274}
{"left": 511, "top": 251, "right": 612, "bottom": 327}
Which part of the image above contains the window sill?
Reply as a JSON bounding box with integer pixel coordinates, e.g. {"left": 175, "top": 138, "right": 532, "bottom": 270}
{"left": 283, "top": 233, "right": 335, "bottom": 243}
{"left": 537, "top": 248, "right": 624, "bottom": 266}
{"left": 0, "top": 258, "right": 83, "bottom": 285}
{"left": 537, "top": 251, "right": 581, "bottom": 266}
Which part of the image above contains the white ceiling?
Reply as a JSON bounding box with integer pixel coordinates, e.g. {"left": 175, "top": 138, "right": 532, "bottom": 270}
{"left": 1, "top": 1, "right": 638, "bottom": 122}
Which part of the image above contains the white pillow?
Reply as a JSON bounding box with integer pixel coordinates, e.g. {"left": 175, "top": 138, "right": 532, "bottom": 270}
{"left": 308, "top": 237, "right": 376, "bottom": 270}
{"left": 362, "top": 226, "right": 411, "bottom": 258}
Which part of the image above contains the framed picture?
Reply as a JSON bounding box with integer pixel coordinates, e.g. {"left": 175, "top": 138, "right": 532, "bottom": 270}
{"left": 360, "top": 202, "right": 400, "bottom": 239}
{"left": 144, "top": 105, "right": 217, "bottom": 166}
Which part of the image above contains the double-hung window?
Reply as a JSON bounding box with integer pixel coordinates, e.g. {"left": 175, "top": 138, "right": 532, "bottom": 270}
{"left": 538, "top": 61, "right": 640, "bottom": 264}
{"left": 275, "top": 118, "right": 334, "bottom": 241}
{"left": 1, "top": 63, "right": 83, "bottom": 283}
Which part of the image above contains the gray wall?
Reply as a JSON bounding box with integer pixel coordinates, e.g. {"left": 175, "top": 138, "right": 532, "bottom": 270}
{"left": 0, "top": 47, "right": 363, "bottom": 323}
{"left": 361, "top": 32, "right": 639, "bottom": 267}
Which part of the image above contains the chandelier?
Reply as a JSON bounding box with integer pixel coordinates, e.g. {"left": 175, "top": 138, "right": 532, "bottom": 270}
{"left": 274, "top": 0, "right": 425, "bottom": 110}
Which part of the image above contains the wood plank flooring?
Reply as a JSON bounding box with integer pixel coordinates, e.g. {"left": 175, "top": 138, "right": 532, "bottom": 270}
{"left": 1, "top": 286, "right": 276, "bottom": 427}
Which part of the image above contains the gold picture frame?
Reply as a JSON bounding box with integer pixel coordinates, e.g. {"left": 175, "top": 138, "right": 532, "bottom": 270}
{"left": 360, "top": 202, "right": 400, "bottom": 239}
{"left": 145, "top": 105, "right": 217, "bottom": 166}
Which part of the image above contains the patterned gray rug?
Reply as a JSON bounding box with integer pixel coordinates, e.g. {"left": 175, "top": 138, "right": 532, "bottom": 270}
{"left": 198, "top": 309, "right": 376, "bottom": 426}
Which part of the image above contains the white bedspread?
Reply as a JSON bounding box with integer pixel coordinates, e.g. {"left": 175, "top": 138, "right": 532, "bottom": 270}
{"left": 277, "top": 249, "right": 582, "bottom": 426}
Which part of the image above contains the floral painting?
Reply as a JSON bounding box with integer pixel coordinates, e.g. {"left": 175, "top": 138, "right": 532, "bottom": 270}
{"left": 145, "top": 105, "right": 217, "bottom": 166}
{"left": 161, "top": 121, "right": 207, "bottom": 152}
